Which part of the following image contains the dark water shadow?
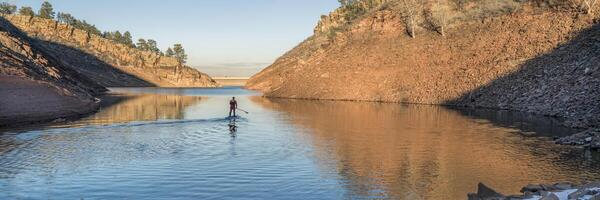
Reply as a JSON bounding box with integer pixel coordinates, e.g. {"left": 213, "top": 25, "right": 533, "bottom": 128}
{"left": 444, "top": 22, "right": 600, "bottom": 129}
{"left": 449, "top": 107, "right": 580, "bottom": 138}
{"left": 0, "top": 94, "right": 131, "bottom": 134}
{"left": 0, "top": 91, "right": 205, "bottom": 158}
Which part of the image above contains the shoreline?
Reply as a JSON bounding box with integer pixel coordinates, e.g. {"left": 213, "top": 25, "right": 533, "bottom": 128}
{"left": 254, "top": 93, "right": 598, "bottom": 149}
{"left": 3, "top": 84, "right": 589, "bottom": 142}
{"left": 0, "top": 76, "right": 101, "bottom": 130}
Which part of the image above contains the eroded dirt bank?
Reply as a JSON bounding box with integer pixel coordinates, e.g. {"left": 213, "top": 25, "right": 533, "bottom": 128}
{"left": 247, "top": 2, "right": 599, "bottom": 130}
{"left": 0, "top": 77, "right": 99, "bottom": 127}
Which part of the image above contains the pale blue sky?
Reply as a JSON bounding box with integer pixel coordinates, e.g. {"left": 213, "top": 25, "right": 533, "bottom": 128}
{"left": 8, "top": 0, "right": 339, "bottom": 76}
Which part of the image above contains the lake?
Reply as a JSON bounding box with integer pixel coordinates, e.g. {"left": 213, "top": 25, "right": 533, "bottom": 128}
{"left": 1, "top": 87, "right": 599, "bottom": 199}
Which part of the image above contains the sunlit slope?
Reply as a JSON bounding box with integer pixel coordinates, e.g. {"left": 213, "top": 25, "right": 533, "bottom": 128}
{"left": 247, "top": 1, "right": 599, "bottom": 128}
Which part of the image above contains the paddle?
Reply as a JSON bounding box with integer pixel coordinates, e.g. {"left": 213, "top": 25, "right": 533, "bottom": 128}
{"left": 236, "top": 108, "right": 249, "bottom": 114}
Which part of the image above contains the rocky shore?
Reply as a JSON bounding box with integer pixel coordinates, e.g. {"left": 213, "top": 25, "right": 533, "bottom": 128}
{"left": 469, "top": 182, "right": 600, "bottom": 200}
{"left": 555, "top": 129, "right": 600, "bottom": 149}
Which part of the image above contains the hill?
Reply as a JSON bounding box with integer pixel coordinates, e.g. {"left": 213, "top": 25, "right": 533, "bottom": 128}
{"left": 3, "top": 14, "right": 219, "bottom": 87}
{"left": 246, "top": 0, "right": 600, "bottom": 129}
{"left": 0, "top": 17, "right": 105, "bottom": 127}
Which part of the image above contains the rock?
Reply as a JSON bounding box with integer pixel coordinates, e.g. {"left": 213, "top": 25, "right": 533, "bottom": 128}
{"left": 580, "top": 181, "right": 600, "bottom": 189}
{"left": 521, "top": 184, "right": 543, "bottom": 193}
{"left": 539, "top": 193, "right": 559, "bottom": 200}
{"left": 569, "top": 188, "right": 594, "bottom": 199}
{"left": 591, "top": 137, "right": 600, "bottom": 149}
{"left": 569, "top": 188, "right": 588, "bottom": 199}
{"left": 521, "top": 191, "right": 536, "bottom": 199}
{"left": 467, "top": 193, "right": 478, "bottom": 200}
{"left": 553, "top": 182, "right": 573, "bottom": 190}
{"left": 555, "top": 129, "right": 600, "bottom": 148}
{"left": 476, "top": 182, "right": 505, "bottom": 199}
{"left": 52, "top": 118, "right": 66, "bottom": 123}
{"left": 471, "top": 182, "right": 600, "bottom": 200}
{"left": 540, "top": 184, "right": 556, "bottom": 191}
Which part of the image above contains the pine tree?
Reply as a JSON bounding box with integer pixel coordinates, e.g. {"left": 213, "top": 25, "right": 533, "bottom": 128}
{"left": 0, "top": 2, "right": 16, "bottom": 14}
{"left": 102, "top": 31, "right": 112, "bottom": 39}
{"left": 113, "top": 31, "right": 122, "bottom": 42}
{"left": 38, "top": 1, "right": 55, "bottom": 19}
{"left": 122, "top": 31, "right": 134, "bottom": 47}
{"left": 172, "top": 44, "right": 187, "bottom": 64}
{"left": 56, "top": 12, "right": 76, "bottom": 24}
{"left": 338, "top": 0, "right": 358, "bottom": 6}
{"left": 75, "top": 20, "right": 101, "bottom": 35}
{"left": 147, "top": 39, "right": 160, "bottom": 53}
{"left": 18, "top": 6, "right": 34, "bottom": 16}
{"left": 56, "top": 12, "right": 63, "bottom": 22}
{"left": 136, "top": 39, "right": 148, "bottom": 50}
{"left": 165, "top": 47, "right": 174, "bottom": 57}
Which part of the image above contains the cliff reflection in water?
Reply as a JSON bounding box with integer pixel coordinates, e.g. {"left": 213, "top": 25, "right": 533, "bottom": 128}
{"left": 80, "top": 93, "right": 203, "bottom": 125}
{"left": 252, "top": 97, "right": 600, "bottom": 199}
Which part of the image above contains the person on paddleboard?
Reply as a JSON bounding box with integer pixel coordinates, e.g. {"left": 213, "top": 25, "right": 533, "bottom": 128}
{"left": 229, "top": 97, "right": 238, "bottom": 117}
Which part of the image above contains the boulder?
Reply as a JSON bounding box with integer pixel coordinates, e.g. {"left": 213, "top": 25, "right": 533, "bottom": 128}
{"left": 539, "top": 193, "right": 559, "bottom": 200}
{"left": 591, "top": 136, "right": 600, "bottom": 149}
{"left": 468, "top": 182, "right": 505, "bottom": 200}
{"left": 555, "top": 129, "right": 600, "bottom": 149}
{"left": 520, "top": 184, "right": 543, "bottom": 193}
{"left": 553, "top": 182, "right": 573, "bottom": 190}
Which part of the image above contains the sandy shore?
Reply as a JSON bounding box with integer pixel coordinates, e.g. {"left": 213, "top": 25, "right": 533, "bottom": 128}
{"left": 0, "top": 76, "right": 100, "bottom": 128}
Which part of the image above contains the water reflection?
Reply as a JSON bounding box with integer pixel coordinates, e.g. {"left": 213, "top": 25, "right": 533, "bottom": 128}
{"left": 0, "top": 91, "right": 204, "bottom": 160}
{"left": 452, "top": 108, "right": 579, "bottom": 137}
{"left": 66, "top": 92, "right": 203, "bottom": 127}
{"left": 251, "top": 97, "right": 600, "bottom": 199}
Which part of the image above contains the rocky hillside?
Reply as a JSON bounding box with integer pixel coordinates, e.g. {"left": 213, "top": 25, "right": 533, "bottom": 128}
{"left": 3, "top": 14, "right": 218, "bottom": 88}
{"left": 246, "top": 0, "right": 600, "bottom": 129}
{"left": 0, "top": 17, "right": 105, "bottom": 127}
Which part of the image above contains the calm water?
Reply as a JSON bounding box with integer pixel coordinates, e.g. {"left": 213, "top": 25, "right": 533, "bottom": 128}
{"left": 1, "top": 87, "right": 599, "bottom": 199}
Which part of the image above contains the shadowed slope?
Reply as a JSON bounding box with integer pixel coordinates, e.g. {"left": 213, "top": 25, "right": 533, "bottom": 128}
{"left": 2, "top": 14, "right": 219, "bottom": 88}
{"left": 445, "top": 22, "right": 600, "bottom": 128}
{"left": 39, "top": 40, "right": 154, "bottom": 87}
{"left": 0, "top": 17, "right": 105, "bottom": 127}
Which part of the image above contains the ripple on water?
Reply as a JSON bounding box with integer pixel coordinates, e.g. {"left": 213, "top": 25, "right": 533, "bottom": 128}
{"left": 1, "top": 88, "right": 599, "bottom": 199}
